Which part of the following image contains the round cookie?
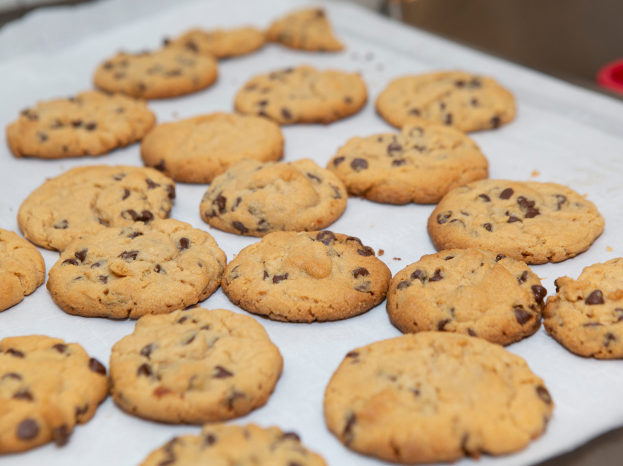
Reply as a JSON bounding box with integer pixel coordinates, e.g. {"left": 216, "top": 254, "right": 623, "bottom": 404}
{"left": 140, "top": 423, "right": 326, "bottom": 466}
{"left": 544, "top": 258, "right": 623, "bottom": 359}
{"left": 327, "top": 121, "right": 488, "bottom": 204}
{"left": 166, "top": 26, "right": 265, "bottom": 59}
{"left": 387, "top": 249, "right": 547, "bottom": 345}
{"left": 0, "top": 229, "right": 45, "bottom": 312}
{"left": 6, "top": 91, "right": 155, "bottom": 159}
{"left": 47, "top": 219, "right": 226, "bottom": 319}
{"left": 110, "top": 308, "right": 282, "bottom": 423}
{"left": 18, "top": 165, "right": 175, "bottom": 251}
{"left": 0, "top": 335, "right": 108, "bottom": 454}
{"left": 140, "top": 113, "right": 284, "bottom": 183}
{"left": 428, "top": 179, "right": 604, "bottom": 264}
{"left": 93, "top": 47, "right": 218, "bottom": 99}
{"left": 323, "top": 332, "right": 554, "bottom": 464}
{"left": 200, "top": 159, "right": 347, "bottom": 236}
{"left": 267, "top": 7, "right": 343, "bottom": 52}
{"left": 222, "top": 230, "right": 391, "bottom": 322}
{"left": 376, "top": 71, "right": 516, "bottom": 132}
{"left": 234, "top": 65, "right": 367, "bottom": 125}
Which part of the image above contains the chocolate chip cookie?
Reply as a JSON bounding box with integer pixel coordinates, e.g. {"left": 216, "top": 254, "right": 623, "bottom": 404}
{"left": 324, "top": 332, "right": 554, "bottom": 463}
{"left": 234, "top": 65, "right": 367, "bottom": 125}
{"left": 140, "top": 423, "right": 326, "bottom": 465}
{"left": 47, "top": 219, "right": 226, "bottom": 319}
{"left": 6, "top": 91, "right": 155, "bottom": 159}
{"left": 0, "top": 335, "right": 108, "bottom": 453}
{"left": 544, "top": 258, "right": 623, "bottom": 359}
{"left": 141, "top": 113, "right": 284, "bottom": 183}
{"left": 166, "top": 26, "right": 265, "bottom": 59}
{"left": 18, "top": 165, "right": 175, "bottom": 251}
{"left": 387, "top": 249, "right": 546, "bottom": 345}
{"left": 200, "top": 159, "right": 347, "bottom": 236}
{"left": 376, "top": 71, "right": 516, "bottom": 132}
{"left": 428, "top": 180, "right": 604, "bottom": 264}
{"left": 110, "top": 308, "right": 282, "bottom": 423}
{"left": 267, "top": 7, "right": 343, "bottom": 52}
{"left": 222, "top": 230, "right": 391, "bottom": 322}
{"left": 0, "top": 229, "right": 45, "bottom": 312}
{"left": 94, "top": 47, "right": 218, "bottom": 99}
{"left": 327, "top": 121, "right": 488, "bottom": 204}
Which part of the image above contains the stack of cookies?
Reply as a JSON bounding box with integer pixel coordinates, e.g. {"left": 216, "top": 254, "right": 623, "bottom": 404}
{"left": 1, "top": 4, "right": 617, "bottom": 465}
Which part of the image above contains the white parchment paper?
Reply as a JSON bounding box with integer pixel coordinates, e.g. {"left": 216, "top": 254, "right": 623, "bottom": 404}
{"left": 1, "top": 0, "right": 623, "bottom": 465}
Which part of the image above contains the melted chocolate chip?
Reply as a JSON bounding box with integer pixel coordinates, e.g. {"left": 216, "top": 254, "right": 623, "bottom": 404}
{"left": 396, "top": 281, "right": 410, "bottom": 290}
{"left": 166, "top": 184, "right": 175, "bottom": 199}
{"left": 52, "top": 425, "right": 71, "bottom": 446}
{"left": 17, "top": 419, "right": 39, "bottom": 440}
{"left": 13, "top": 389, "right": 33, "bottom": 401}
{"left": 204, "top": 433, "right": 217, "bottom": 446}
{"left": 490, "top": 116, "right": 501, "bottom": 128}
{"left": 213, "top": 366, "right": 233, "bottom": 378}
{"left": 2, "top": 372, "right": 22, "bottom": 380}
{"left": 444, "top": 113, "right": 453, "bottom": 125}
{"left": 483, "top": 223, "right": 493, "bottom": 232}
{"left": 387, "top": 142, "right": 402, "bottom": 156}
{"left": 507, "top": 215, "right": 521, "bottom": 223}
{"left": 346, "top": 351, "right": 359, "bottom": 358}
{"left": 154, "top": 264, "right": 163, "bottom": 273}
{"left": 409, "top": 108, "right": 421, "bottom": 116}
{"left": 436, "top": 211, "right": 452, "bottom": 224}
{"left": 499, "top": 188, "right": 514, "bottom": 200}
{"left": 316, "top": 230, "right": 336, "bottom": 245}
{"left": 437, "top": 319, "right": 451, "bottom": 330}
{"left": 555, "top": 194, "right": 567, "bottom": 210}
{"left": 140, "top": 344, "right": 155, "bottom": 358}
{"left": 75, "top": 249, "right": 87, "bottom": 263}
{"left": 122, "top": 189, "right": 130, "bottom": 200}
{"left": 63, "top": 258, "right": 79, "bottom": 266}
{"left": 333, "top": 156, "right": 345, "bottom": 166}
{"left": 585, "top": 290, "right": 604, "bottom": 305}
{"left": 232, "top": 221, "right": 248, "bottom": 234}
{"left": 392, "top": 158, "right": 406, "bottom": 166}
{"left": 178, "top": 238, "right": 190, "bottom": 250}
{"left": 98, "top": 275, "right": 108, "bottom": 284}
{"left": 495, "top": 254, "right": 505, "bottom": 262}
{"left": 410, "top": 269, "right": 426, "bottom": 283}
{"left": 215, "top": 194, "right": 227, "bottom": 213}
{"left": 88, "top": 358, "right": 106, "bottom": 376}
{"left": 53, "top": 219, "right": 69, "bottom": 230}
{"left": 513, "top": 305, "right": 532, "bottom": 325}
{"left": 85, "top": 122, "right": 97, "bottom": 131}
{"left": 281, "top": 108, "right": 293, "bottom": 120}
{"left": 154, "top": 160, "right": 166, "bottom": 172}
{"left": 357, "top": 246, "right": 374, "bottom": 257}
{"left": 605, "top": 333, "right": 616, "bottom": 346}
{"left": 52, "top": 343, "right": 68, "bottom": 354}
{"left": 306, "top": 172, "right": 322, "bottom": 182}
{"left": 6, "top": 348, "right": 24, "bottom": 358}
{"left": 137, "top": 363, "right": 153, "bottom": 377}
{"left": 536, "top": 386, "right": 552, "bottom": 404}
{"left": 467, "top": 328, "right": 477, "bottom": 336}
{"left": 350, "top": 158, "right": 368, "bottom": 172}
{"left": 352, "top": 267, "right": 369, "bottom": 278}
{"left": 273, "top": 273, "right": 288, "bottom": 284}
{"left": 531, "top": 285, "right": 547, "bottom": 305}
{"left": 119, "top": 250, "right": 139, "bottom": 261}
{"left": 478, "top": 194, "right": 490, "bottom": 202}
{"left": 429, "top": 269, "right": 443, "bottom": 282}
{"left": 517, "top": 271, "right": 529, "bottom": 284}
{"left": 122, "top": 209, "right": 154, "bottom": 223}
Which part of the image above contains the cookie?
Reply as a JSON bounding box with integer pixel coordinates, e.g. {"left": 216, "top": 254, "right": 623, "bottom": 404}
{"left": 200, "top": 159, "right": 347, "bottom": 236}
{"left": 94, "top": 47, "right": 218, "bottom": 99}
{"left": 0, "top": 229, "right": 45, "bottom": 312}
{"left": 110, "top": 308, "right": 282, "bottom": 423}
{"left": 6, "top": 91, "right": 155, "bottom": 159}
{"left": 234, "top": 65, "right": 367, "bottom": 125}
{"left": 544, "top": 258, "right": 623, "bottom": 359}
{"left": 376, "top": 71, "right": 516, "bottom": 132}
{"left": 428, "top": 179, "right": 604, "bottom": 264}
{"left": 327, "top": 121, "right": 488, "bottom": 204}
{"left": 165, "top": 26, "right": 265, "bottom": 59}
{"left": 140, "top": 113, "right": 283, "bottom": 183}
{"left": 222, "top": 230, "right": 391, "bottom": 322}
{"left": 323, "top": 332, "right": 554, "bottom": 463}
{"left": 0, "top": 335, "right": 108, "bottom": 454}
{"left": 140, "top": 423, "right": 326, "bottom": 465}
{"left": 387, "top": 249, "right": 547, "bottom": 345}
{"left": 18, "top": 165, "right": 175, "bottom": 251}
{"left": 47, "top": 219, "right": 226, "bottom": 319}
{"left": 267, "top": 7, "right": 343, "bottom": 52}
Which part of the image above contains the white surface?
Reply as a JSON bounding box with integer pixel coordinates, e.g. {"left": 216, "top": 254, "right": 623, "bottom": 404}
{"left": 1, "top": 0, "right": 623, "bottom": 465}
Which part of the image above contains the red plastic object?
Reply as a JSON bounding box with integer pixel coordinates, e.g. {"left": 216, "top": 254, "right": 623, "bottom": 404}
{"left": 597, "top": 59, "right": 623, "bottom": 94}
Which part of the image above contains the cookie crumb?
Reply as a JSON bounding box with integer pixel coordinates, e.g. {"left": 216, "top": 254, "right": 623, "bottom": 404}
{"left": 393, "top": 257, "right": 401, "bottom": 261}
{"left": 378, "top": 249, "right": 384, "bottom": 256}
{"left": 607, "top": 246, "right": 613, "bottom": 252}
{"left": 531, "top": 170, "right": 540, "bottom": 177}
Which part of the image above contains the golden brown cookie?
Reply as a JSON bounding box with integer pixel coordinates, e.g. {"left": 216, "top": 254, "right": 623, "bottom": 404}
{"left": 166, "top": 26, "right": 265, "bottom": 59}
{"left": 267, "top": 7, "right": 343, "bottom": 52}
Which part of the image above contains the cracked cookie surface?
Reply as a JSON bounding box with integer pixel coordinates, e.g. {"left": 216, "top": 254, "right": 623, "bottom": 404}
{"left": 327, "top": 121, "right": 488, "bottom": 204}
{"left": 110, "top": 308, "right": 282, "bottom": 423}
{"left": 200, "top": 159, "right": 347, "bottom": 236}
{"left": 234, "top": 65, "right": 366, "bottom": 125}
{"left": 544, "top": 258, "right": 623, "bottom": 359}
{"left": 428, "top": 179, "right": 604, "bottom": 264}
{"left": 6, "top": 91, "right": 155, "bottom": 159}
{"left": 141, "top": 113, "right": 283, "bottom": 183}
{"left": 0, "top": 335, "right": 108, "bottom": 454}
{"left": 387, "top": 249, "right": 546, "bottom": 345}
{"left": 0, "top": 229, "right": 45, "bottom": 312}
{"left": 94, "top": 47, "right": 218, "bottom": 99}
{"left": 222, "top": 230, "right": 391, "bottom": 322}
{"left": 267, "top": 7, "right": 343, "bottom": 52}
{"left": 18, "top": 165, "right": 175, "bottom": 251}
{"left": 323, "top": 332, "right": 553, "bottom": 464}
{"left": 140, "top": 423, "right": 326, "bottom": 465}
{"left": 47, "top": 219, "right": 226, "bottom": 319}
{"left": 376, "top": 71, "right": 516, "bottom": 132}
{"left": 166, "top": 26, "right": 265, "bottom": 59}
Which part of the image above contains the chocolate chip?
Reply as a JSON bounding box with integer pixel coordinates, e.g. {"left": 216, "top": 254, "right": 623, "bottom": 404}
{"left": 112, "top": 173, "right": 126, "bottom": 181}
{"left": 140, "top": 344, "right": 155, "bottom": 358}
{"left": 357, "top": 246, "right": 374, "bottom": 257}
{"left": 178, "top": 238, "right": 190, "bottom": 250}
{"left": 85, "top": 122, "right": 97, "bottom": 131}
{"left": 6, "top": 348, "right": 24, "bottom": 358}
{"left": 17, "top": 419, "right": 39, "bottom": 440}
{"left": 525, "top": 207, "right": 540, "bottom": 218}
{"left": 536, "top": 386, "right": 552, "bottom": 404}
{"left": 517, "top": 271, "right": 529, "bottom": 284}
{"left": 145, "top": 178, "right": 160, "bottom": 190}
{"left": 513, "top": 305, "right": 532, "bottom": 325}
{"left": 37, "top": 131, "right": 48, "bottom": 142}
{"left": 2, "top": 372, "right": 21, "bottom": 380}
{"left": 507, "top": 215, "right": 521, "bottom": 223}
{"left": 409, "top": 108, "right": 421, "bottom": 116}
{"left": 137, "top": 363, "right": 153, "bottom": 377}
{"left": 13, "top": 389, "right": 33, "bottom": 401}
{"left": 437, "top": 319, "right": 451, "bottom": 330}
{"left": 350, "top": 158, "right": 368, "bottom": 172}
{"left": 469, "top": 78, "right": 482, "bottom": 88}
{"left": 499, "top": 188, "right": 514, "bottom": 199}
{"left": 330, "top": 184, "right": 342, "bottom": 199}
{"left": 226, "top": 390, "right": 245, "bottom": 409}
{"left": 316, "top": 230, "right": 336, "bottom": 245}
{"left": 444, "top": 113, "right": 453, "bottom": 125}
{"left": 88, "top": 358, "right": 106, "bottom": 376}
{"left": 470, "top": 98, "right": 479, "bottom": 106}
{"left": 71, "top": 119, "right": 83, "bottom": 128}
{"left": 204, "top": 433, "right": 217, "bottom": 446}
{"left": 436, "top": 211, "right": 452, "bottom": 224}
{"left": 467, "top": 328, "right": 477, "bottom": 336}
{"left": 455, "top": 80, "right": 465, "bottom": 87}
{"left": 429, "top": 269, "right": 443, "bottom": 282}
{"left": 531, "top": 285, "right": 547, "bottom": 305}
{"left": 344, "top": 96, "right": 353, "bottom": 104}
{"left": 604, "top": 333, "right": 616, "bottom": 346}
{"left": 397, "top": 280, "right": 410, "bottom": 289}
{"left": 75, "top": 404, "right": 89, "bottom": 419}
{"left": 53, "top": 219, "right": 69, "bottom": 230}
{"left": 166, "top": 184, "right": 175, "bottom": 199}
{"left": 346, "top": 351, "right": 359, "bottom": 358}
{"left": 97, "top": 275, "right": 108, "bottom": 284}
{"left": 281, "top": 432, "right": 301, "bottom": 442}
{"left": 127, "top": 231, "right": 142, "bottom": 239}
{"left": 343, "top": 413, "right": 356, "bottom": 444}
{"left": 352, "top": 267, "right": 369, "bottom": 278}
{"left": 483, "top": 223, "right": 493, "bottom": 232}
{"left": 583, "top": 322, "right": 603, "bottom": 327}
{"left": 232, "top": 221, "right": 248, "bottom": 234}
{"left": 585, "top": 290, "right": 604, "bottom": 305}
{"left": 306, "top": 172, "right": 322, "bottom": 182}
{"left": 75, "top": 249, "right": 87, "bottom": 263}
{"left": 273, "top": 273, "right": 288, "bottom": 284}
{"left": 490, "top": 116, "right": 501, "bottom": 128}
{"left": 410, "top": 269, "right": 426, "bottom": 283}
{"left": 333, "top": 156, "right": 345, "bottom": 166}
{"left": 495, "top": 254, "right": 505, "bottom": 262}
{"left": 62, "top": 258, "right": 78, "bottom": 266}
{"left": 281, "top": 108, "right": 293, "bottom": 120}
{"left": 154, "top": 264, "right": 163, "bottom": 273}
{"left": 122, "top": 209, "right": 154, "bottom": 223}
{"left": 122, "top": 189, "right": 130, "bottom": 200}
{"left": 213, "top": 366, "right": 233, "bottom": 378}
{"left": 387, "top": 142, "right": 402, "bottom": 156}
{"left": 52, "top": 343, "right": 68, "bottom": 354}
{"left": 119, "top": 250, "right": 139, "bottom": 261}
{"left": 392, "top": 159, "right": 406, "bottom": 166}
{"left": 478, "top": 194, "right": 490, "bottom": 202}
{"left": 555, "top": 194, "right": 567, "bottom": 210}
{"left": 52, "top": 425, "right": 70, "bottom": 446}
{"left": 154, "top": 160, "right": 166, "bottom": 171}
{"left": 166, "top": 69, "right": 183, "bottom": 77}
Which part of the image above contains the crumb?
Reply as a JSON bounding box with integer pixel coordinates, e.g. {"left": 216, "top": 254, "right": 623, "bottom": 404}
{"left": 607, "top": 246, "right": 613, "bottom": 252}
{"left": 393, "top": 257, "right": 401, "bottom": 261}
{"left": 378, "top": 249, "right": 385, "bottom": 256}
{"left": 531, "top": 170, "right": 540, "bottom": 177}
